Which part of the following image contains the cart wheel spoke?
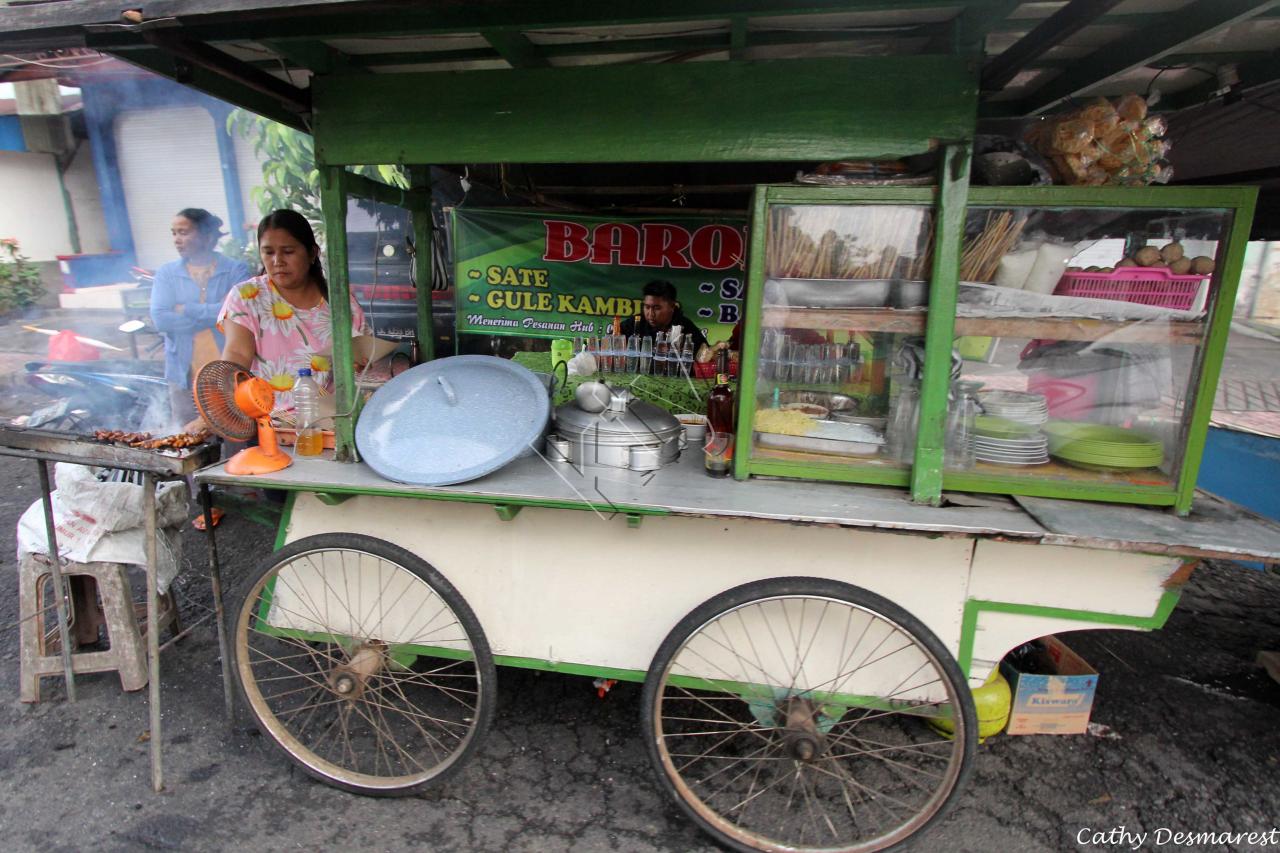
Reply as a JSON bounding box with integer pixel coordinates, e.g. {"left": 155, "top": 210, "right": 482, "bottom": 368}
{"left": 641, "top": 577, "right": 976, "bottom": 853}
{"left": 232, "top": 533, "right": 496, "bottom": 796}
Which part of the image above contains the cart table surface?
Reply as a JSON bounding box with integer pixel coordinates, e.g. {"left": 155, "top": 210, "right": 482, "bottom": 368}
{"left": 195, "top": 451, "right": 1280, "bottom": 564}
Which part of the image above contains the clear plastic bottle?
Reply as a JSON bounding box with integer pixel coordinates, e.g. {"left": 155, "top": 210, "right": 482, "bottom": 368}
{"left": 654, "top": 332, "right": 670, "bottom": 376}
{"left": 680, "top": 337, "right": 695, "bottom": 378}
{"left": 639, "top": 336, "right": 653, "bottom": 374}
{"left": 293, "top": 368, "right": 323, "bottom": 457}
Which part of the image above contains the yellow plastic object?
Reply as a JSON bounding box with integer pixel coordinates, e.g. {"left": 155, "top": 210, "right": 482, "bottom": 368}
{"left": 929, "top": 667, "right": 1012, "bottom": 743}
{"left": 957, "top": 335, "right": 993, "bottom": 361}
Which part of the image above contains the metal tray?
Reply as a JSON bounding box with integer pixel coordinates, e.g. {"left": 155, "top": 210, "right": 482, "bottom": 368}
{"left": 764, "top": 278, "right": 891, "bottom": 308}
{"left": 755, "top": 421, "right": 884, "bottom": 457}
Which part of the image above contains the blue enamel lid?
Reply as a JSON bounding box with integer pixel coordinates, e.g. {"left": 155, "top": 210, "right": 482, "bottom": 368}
{"left": 356, "top": 355, "right": 550, "bottom": 486}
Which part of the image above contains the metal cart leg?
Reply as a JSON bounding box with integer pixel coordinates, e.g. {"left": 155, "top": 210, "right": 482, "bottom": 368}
{"left": 143, "top": 472, "right": 163, "bottom": 792}
{"left": 35, "top": 460, "right": 76, "bottom": 701}
{"left": 199, "top": 483, "right": 235, "bottom": 726}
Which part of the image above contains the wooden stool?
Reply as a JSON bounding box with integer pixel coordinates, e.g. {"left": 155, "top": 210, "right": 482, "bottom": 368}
{"left": 19, "top": 553, "right": 178, "bottom": 703}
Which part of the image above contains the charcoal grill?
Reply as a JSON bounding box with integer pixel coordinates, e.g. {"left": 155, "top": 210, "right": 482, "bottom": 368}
{"left": 0, "top": 424, "right": 230, "bottom": 794}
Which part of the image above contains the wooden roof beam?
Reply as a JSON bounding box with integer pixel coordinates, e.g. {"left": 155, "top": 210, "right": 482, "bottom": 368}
{"left": 951, "top": 1, "right": 1024, "bottom": 52}
{"left": 987, "top": 5, "right": 1280, "bottom": 34}
{"left": 326, "top": 22, "right": 956, "bottom": 71}
{"left": 107, "top": 45, "right": 309, "bottom": 131}
{"left": 1164, "top": 50, "right": 1280, "bottom": 109}
{"left": 1020, "top": 0, "right": 1280, "bottom": 115}
{"left": 262, "top": 39, "right": 351, "bottom": 74}
{"left": 481, "top": 30, "right": 549, "bottom": 69}
{"left": 981, "top": 0, "right": 1125, "bottom": 92}
{"left": 1, "top": 0, "right": 984, "bottom": 51}
{"left": 141, "top": 28, "right": 311, "bottom": 114}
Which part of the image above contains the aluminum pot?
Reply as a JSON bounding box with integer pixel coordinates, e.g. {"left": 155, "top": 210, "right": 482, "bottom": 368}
{"left": 554, "top": 386, "right": 682, "bottom": 471}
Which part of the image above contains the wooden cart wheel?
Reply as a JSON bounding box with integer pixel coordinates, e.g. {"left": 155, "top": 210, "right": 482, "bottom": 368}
{"left": 641, "top": 577, "right": 976, "bottom": 853}
{"left": 230, "top": 533, "right": 496, "bottom": 796}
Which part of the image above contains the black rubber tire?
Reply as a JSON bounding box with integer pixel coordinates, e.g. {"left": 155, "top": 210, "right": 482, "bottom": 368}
{"left": 229, "top": 532, "right": 496, "bottom": 796}
{"left": 641, "top": 576, "right": 977, "bottom": 853}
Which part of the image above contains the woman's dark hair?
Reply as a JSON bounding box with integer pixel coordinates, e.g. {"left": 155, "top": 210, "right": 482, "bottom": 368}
{"left": 257, "top": 209, "right": 327, "bottom": 300}
{"left": 176, "top": 207, "right": 224, "bottom": 240}
{"left": 642, "top": 279, "right": 679, "bottom": 304}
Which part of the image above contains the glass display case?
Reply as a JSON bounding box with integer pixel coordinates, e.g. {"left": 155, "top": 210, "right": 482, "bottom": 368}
{"left": 736, "top": 185, "right": 1256, "bottom": 512}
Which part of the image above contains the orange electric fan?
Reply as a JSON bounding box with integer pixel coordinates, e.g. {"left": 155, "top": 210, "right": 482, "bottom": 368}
{"left": 193, "top": 359, "right": 292, "bottom": 475}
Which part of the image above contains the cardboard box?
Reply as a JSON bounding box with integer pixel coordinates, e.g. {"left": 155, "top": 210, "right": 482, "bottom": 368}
{"left": 1001, "top": 635, "right": 1098, "bottom": 735}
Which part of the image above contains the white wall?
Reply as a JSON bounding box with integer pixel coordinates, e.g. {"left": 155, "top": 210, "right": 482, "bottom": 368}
{"left": 0, "top": 150, "right": 73, "bottom": 261}
{"left": 63, "top": 140, "right": 109, "bottom": 254}
{"left": 114, "top": 106, "right": 227, "bottom": 270}
{"left": 232, "top": 126, "right": 266, "bottom": 235}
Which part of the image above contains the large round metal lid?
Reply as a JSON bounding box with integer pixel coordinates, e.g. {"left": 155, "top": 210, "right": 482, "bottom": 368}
{"left": 356, "top": 355, "right": 550, "bottom": 485}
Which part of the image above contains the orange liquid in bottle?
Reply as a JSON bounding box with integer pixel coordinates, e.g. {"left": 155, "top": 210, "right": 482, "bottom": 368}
{"left": 294, "top": 430, "right": 324, "bottom": 457}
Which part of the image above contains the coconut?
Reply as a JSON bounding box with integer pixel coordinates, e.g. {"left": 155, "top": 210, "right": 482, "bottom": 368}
{"left": 1160, "top": 242, "right": 1185, "bottom": 263}
{"left": 1169, "top": 257, "right": 1192, "bottom": 275}
{"left": 1134, "top": 246, "right": 1162, "bottom": 267}
{"left": 1116, "top": 257, "right": 1139, "bottom": 268}
{"left": 1190, "top": 256, "right": 1216, "bottom": 275}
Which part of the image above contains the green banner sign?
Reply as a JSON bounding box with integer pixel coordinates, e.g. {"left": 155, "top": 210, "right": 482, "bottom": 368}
{"left": 452, "top": 208, "right": 747, "bottom": 341}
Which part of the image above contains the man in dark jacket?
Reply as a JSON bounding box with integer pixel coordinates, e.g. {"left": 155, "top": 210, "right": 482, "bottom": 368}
{"left": 619, "top": 280, "right": 709, "bottom": 355}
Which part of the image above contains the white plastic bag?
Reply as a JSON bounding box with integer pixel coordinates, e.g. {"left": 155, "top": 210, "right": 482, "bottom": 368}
{"left": 1024, "top": 242, "right": 1076, "bottom": 295}
{"left": 16, "top": 464, "right": 190, "bottom": 593}
{"left": 994, "top": 248, "right": 1037, "bottom": 290}
{"left": 567, "top": 349, "right": 598, "bottom": 377}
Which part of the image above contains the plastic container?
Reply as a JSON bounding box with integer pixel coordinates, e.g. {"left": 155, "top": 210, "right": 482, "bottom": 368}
{"left": 654, "top": 332, "right": 671, "bottom": 376}
{"left": 945, "top": 385, "right": 978, "bottom": 470}
{"left": 693, "top": 357, "right": 739, "bottom": 379}
{"left": 550, "top": 339, "right": 573, "bottom": 372}
{"left": 293, "top": 368, "right": 323, "bottom": 457}
{"left": 1053, "top": 266, "right": 1208, "bottom": 310}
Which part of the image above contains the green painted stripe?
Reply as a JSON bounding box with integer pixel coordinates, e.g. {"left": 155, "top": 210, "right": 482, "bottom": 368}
{"left": 492, "top": 654, "right": 648, "bottom": 684}
{"left": 733, "top": 189, "right": 769, "bottom": 481}
{"left": 912, "top": 143, "right": 972, "bottom": 505}
{"left": 967, "top": 185, "right": 1257, "bottom": 208}
{"left": 941, "top": 472, "right": 1176, "bottom": 505}
{"left": 746, "top": 459, "right": 912, "bottom": 487}
{"left": 271, "top": 485, "right": 672, "bottom": 518}
{"left": 319, "top": 166, "right": 357, "bottom": 460}
{"left": 955, "top": 587, "right": 1184, "bottom": 677}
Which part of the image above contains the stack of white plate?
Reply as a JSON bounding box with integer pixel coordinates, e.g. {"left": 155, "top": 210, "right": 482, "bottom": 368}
{"left": 977, "top": 390, "right": 1049, "bottom": 426}
{"left": 971, "top": 414, "right": 1049, "bottom": 466}
{"left": 972, "top": 433, "right": 1050, "bottom": 466}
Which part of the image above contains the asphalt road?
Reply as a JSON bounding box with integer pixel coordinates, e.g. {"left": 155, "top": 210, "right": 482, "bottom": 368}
{"left": 0, "top": 454, "right": 1277, "bottom": 852}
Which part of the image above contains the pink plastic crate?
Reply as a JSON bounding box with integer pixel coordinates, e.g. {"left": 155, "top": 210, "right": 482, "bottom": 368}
{"left": 1054, "top": 267, "right": 1208, "bottom": 310}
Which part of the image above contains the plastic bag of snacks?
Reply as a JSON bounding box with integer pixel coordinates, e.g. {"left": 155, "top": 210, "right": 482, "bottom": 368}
{"left": 1025, "top": 95, "right": 1172, "bottom": 186}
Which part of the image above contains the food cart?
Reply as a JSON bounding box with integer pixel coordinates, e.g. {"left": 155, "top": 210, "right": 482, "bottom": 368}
{"left": 6, "top": 3, "right": 1280, "bottom": 851}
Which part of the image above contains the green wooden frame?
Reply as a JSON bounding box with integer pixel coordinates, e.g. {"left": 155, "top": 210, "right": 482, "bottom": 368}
{"left": 318, "top": 167, "right": 436, "bottom": 458}
{"left": 311, "top": 56, "right": 978, "bottom": 166}
{"left": 734, "top": 183, "right": 1258, "bottom": 513}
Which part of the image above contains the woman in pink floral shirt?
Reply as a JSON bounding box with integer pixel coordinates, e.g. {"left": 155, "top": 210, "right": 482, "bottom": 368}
{"left": 216, "top": 210, "right": 391, "bottom": 412}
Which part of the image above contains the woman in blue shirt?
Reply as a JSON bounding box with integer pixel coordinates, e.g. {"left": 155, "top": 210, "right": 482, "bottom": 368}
{"left": 150, "top": 208, "right": 251, "bottom": 423}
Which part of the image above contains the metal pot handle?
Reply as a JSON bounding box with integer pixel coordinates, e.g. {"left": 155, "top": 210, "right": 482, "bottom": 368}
{"left": 437, "top": 375, "right": 458, "bottom": 405}
{"left": 550, "top": 358, "right": 568, "bottom": 399}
